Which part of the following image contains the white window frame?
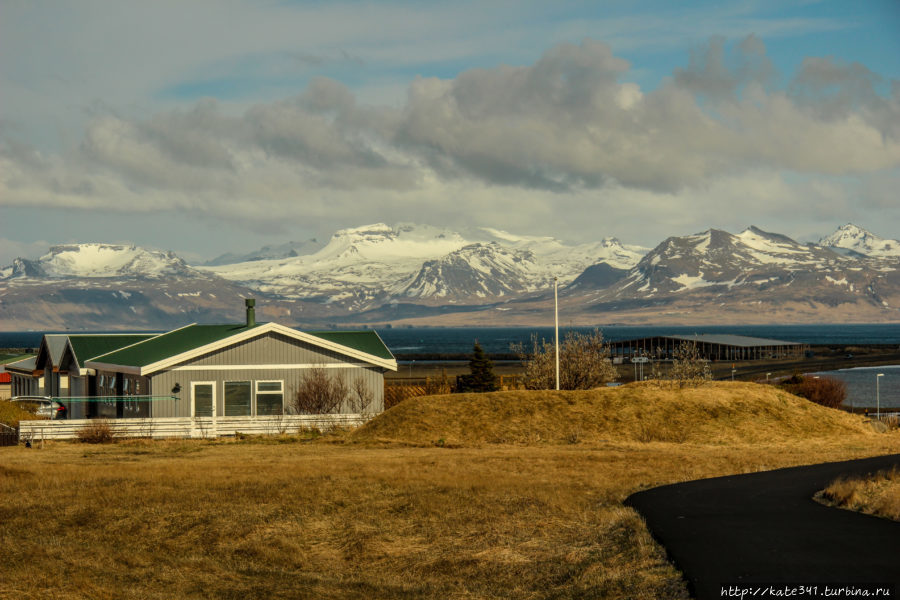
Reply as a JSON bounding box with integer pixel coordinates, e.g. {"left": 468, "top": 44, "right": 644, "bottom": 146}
{"left": 255, "top": 380, "right": 284, "bottom": 416}
{"left": 190, "top": 381, "right": 216, "bottom": 419}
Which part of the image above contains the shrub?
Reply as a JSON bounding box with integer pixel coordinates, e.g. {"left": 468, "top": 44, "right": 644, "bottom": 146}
{"left": 512, "top": 329, "right": 617, "bottom": 390}
{"left": 291, "top": 366, "right": 348, "bottom": 414}
{"left": 0, "top": 400, "right": 39, "bottom": 428}
{"left": 76, "top": 419, "right": 116, "bottom": 444}
{"left": 780, "top": 375, "right": 846, "bottom": 409}
{"left": 668, "top": 341, "right": 711, "bottom": 387}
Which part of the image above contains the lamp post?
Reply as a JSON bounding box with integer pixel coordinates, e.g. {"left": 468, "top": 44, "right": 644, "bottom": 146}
{"left": 554, "top": 276, "right": 560, "bottom": 391}
{"left": 876, "top": 373, "right": 884, "bottom": 419}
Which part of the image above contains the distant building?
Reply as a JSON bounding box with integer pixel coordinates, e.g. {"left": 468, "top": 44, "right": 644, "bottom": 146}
{"left": 608, "top": 334, "right": 807, "bottom": 361}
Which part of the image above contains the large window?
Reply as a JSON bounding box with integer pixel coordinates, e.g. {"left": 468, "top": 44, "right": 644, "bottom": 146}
{"left": 224, "top": 381, "right": 252, "bottom": 416}
{"left": 256, "top": 381, "right": 284, "bottom": 416}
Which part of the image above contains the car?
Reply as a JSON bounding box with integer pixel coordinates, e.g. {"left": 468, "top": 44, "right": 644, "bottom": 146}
{"left": 11, "top": 396, "right": 67, "bottom": 420}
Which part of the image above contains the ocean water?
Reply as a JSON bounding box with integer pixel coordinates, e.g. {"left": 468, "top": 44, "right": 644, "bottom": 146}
{"left": 811, "top": 365, "right": 900, "bottom": 410}
{"left": 374, "top": 324, "right": 900, "bottom": 356}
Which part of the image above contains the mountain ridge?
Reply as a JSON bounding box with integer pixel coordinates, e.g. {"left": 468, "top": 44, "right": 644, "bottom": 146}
{"left": 2, "top": 223, "right": 898, "bottom": 329}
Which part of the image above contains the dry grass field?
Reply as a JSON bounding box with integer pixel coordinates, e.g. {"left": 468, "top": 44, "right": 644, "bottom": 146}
{"left": 820, "top": 467, "right": 900, "bottom": 522}
{"left": 1, "top": 382, "right": 898, "bottom": 600}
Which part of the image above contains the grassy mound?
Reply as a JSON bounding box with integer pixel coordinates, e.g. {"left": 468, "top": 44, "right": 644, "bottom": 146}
{"left": 354, "top": 381, "right": 878, "bottom": 446}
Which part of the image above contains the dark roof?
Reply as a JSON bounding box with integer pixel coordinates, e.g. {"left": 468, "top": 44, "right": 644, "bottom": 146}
{"left": 67, "top": 334, "right": 158, "bottom": 368}
{"left": 611, "top": 334, "right": 801, "bottom": 348}
{"left": 3, "top": 356, "right": 37, "bottom": 373}
{"left": 90, "top": 324, "right": 259, "bottom": 368}
{"left": 307, "top": 331, "right": 394, "bottom": 360}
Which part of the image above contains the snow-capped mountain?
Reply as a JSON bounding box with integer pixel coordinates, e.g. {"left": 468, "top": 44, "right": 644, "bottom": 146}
{"left": 3, "top": 223, "right": 898, "bottom": 330}
{"left": 204, "top": 239, "right": 324, "bottom": 266}
{"left": 204, "top": 223, "right": 648, "bottom": 307}
{"left": 607, "top": 226, "right": 836, "bottom": 296}
{"left": 573, "top": 225, "right": 900, "bottom": 323}
{"left": 819, "top": 224, "right": 900, "bottom": 258}
{"left": 0, "top": 243, "right": 299, "bottom": 331}
{"left": 0, "top": 244, "right": 198, "bottom": 280}
{"left": 398, "top": 242, "right": 540, "bottom": 299}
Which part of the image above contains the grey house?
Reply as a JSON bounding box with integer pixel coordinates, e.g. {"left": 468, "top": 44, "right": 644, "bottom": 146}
{"left": 6, "top": 356, "right": 41, "bottom": 397}
{"left": 83, "top": 305, "right": 396, "bottom": 420}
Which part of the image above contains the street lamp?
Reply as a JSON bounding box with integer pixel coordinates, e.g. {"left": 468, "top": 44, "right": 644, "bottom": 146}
{"left": 876, "top": 373, "right": 884, "bottom": 419}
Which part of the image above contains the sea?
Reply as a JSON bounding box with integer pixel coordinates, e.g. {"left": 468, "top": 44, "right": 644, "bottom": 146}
{"left": 4, "top": 323, "right": 900, "bottom": 407}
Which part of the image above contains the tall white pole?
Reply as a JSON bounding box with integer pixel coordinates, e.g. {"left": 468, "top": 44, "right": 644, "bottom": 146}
{"left": 554, "top": 276, "right": 560, "bottom": 391}
{"left": 876, "top": 373, "right": 883, "bottom": 419}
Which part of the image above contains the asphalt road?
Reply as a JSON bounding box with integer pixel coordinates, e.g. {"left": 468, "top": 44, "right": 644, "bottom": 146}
{"left": 625, "top": 454, "right": 900, "bottom": 600}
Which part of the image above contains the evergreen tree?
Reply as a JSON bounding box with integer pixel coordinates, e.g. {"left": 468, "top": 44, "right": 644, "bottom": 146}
{"left": 456, "top": 341, "right": 499, "bottom": 393}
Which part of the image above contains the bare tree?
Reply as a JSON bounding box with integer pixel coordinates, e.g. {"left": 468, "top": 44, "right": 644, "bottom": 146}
{"left": 512, "top": 329, "right": 617, "bottom": 390}
{"left": 292, "top": 366, "right": 349, "bottom": 414}
{"left": 668, "top": 341, "right": 711, "bottom": 387}
{"left": 348, "top": 375, "right": 375, "bottom": 415}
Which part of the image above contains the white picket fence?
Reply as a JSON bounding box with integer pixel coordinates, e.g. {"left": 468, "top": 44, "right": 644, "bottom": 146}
{"left": 18, "top": 414, "right": 372, "bottom": 441}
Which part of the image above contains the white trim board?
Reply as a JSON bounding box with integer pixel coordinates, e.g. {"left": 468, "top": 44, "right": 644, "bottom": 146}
{"left": 168, "top": 363, "right": 373, "bottom": 372}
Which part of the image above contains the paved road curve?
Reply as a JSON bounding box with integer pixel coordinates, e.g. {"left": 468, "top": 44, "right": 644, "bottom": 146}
{"left": 625, "top": 454, "right": 900, "bottom": 600}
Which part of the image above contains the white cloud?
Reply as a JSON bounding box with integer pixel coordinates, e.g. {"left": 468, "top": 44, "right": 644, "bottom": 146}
{"left": 2, "top": 31, "right": 899, "bottom": 258}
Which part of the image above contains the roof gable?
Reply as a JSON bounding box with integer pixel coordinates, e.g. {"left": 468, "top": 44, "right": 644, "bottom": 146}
{"left": 35, "top": 334, "right": 68, "bottom": 370}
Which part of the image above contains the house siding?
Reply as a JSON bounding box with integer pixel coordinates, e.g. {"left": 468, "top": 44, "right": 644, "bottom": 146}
{"left": 146, "top": 332, "right": 385, "bottom": 418}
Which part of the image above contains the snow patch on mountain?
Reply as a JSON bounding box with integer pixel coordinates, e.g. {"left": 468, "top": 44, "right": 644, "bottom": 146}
{"left": 204, "top": 223, "right": 648, "bottom": 304}
{"left": 819, "top": 224, "right": 900, "bottom": 258}
{"left": 1, "top": 244, "right": 197, "bottom": 280}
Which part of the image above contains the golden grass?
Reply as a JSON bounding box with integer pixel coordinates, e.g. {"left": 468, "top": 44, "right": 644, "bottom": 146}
{"left": 353, "top": 381, "right": 877, "bottom": 446}
{"left": 1, "top": 382, "right": 898, "bottom": 599}
{"left": 819, "top": 467, "right": 900, "bottom": 522}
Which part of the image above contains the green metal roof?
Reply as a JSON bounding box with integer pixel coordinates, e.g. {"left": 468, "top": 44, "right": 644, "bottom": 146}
{"left": 307, "top": 331, "right": 395, "bottom": 361}
{"left": 85, "top": 324, "right": 395, "bottom": 371}
{"left": 67, "top": 334, "right": 158, "bottom": 368}
{"left": 90, "top": 324, "right": 259, "bottom": 368}
{"left": 0, "top": 354, "right": 33, "bottom": 366}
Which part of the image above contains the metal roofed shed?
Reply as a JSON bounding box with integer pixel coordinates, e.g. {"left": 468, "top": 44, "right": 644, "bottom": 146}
{"left": 608, "top": 334, "right": 808, "bottom": 362}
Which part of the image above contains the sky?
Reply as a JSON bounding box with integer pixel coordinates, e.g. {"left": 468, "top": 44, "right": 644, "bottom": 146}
{"left": 1, "top": 0, "right": 899, "bottom": 265}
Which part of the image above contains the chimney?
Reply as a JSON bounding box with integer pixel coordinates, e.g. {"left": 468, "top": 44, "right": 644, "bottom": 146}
{"left": 245, "top": 298, "right": 256, "bottom": 327}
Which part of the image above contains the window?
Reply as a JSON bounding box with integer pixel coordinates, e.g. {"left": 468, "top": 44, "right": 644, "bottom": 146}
{"left": 224, "top": 381, "right": 251, "bottom": 416}
{"left": 256, "top": 381, "right": 283, "bottom": 416}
